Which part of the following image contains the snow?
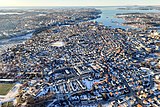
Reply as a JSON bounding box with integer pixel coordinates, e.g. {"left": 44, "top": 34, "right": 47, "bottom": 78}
{"left": 51, "top": 41, "right": 65, "bottom": 47}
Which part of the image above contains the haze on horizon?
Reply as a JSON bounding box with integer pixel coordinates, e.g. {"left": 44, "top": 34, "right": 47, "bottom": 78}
{"left": 0, "top": 0, "right": 160, "bottom": 7}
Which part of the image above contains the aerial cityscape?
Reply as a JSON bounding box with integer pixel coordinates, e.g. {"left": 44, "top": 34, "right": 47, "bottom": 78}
{"left": 0, "top": 0, "right": 160, "bottom": 107}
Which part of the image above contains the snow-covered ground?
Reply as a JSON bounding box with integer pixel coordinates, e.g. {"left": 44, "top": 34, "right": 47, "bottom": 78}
{"left": 51, "top": 41, "right": 65, "bottom": 47}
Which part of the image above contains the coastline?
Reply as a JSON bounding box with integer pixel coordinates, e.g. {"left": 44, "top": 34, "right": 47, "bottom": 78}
{"left": 0, "top": 8, "right": 101, "bottom": 56}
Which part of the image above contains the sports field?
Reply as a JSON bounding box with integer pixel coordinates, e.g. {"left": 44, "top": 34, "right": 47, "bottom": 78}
{"left": 0, "top": 84, "right": 14, "bottom": 95}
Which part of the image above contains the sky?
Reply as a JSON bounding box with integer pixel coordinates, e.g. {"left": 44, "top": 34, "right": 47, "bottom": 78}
{"left": 0, "top": 0, "right": 160, "bottom": 6}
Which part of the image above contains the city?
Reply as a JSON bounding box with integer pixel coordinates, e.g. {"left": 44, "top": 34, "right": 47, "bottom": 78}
{"left": 0, "top": 1, "right": 160, "bottom": 107}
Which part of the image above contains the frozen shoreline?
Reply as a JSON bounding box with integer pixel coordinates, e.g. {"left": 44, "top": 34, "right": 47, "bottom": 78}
{"left": 0, "top": 33, "right": 33, "bottom": 55}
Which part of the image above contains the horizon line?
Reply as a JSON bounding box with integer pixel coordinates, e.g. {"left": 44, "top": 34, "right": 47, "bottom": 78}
{"left": 0, "top": 5, "right": 160, "bottom": 7}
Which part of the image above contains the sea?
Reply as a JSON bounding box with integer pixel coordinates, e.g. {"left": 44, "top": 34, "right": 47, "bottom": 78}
{"left": 94, "top": 6, "right": 160, "bottom": 28}
{"left": 0, "top": 6, "right": 159, "bottom": 53}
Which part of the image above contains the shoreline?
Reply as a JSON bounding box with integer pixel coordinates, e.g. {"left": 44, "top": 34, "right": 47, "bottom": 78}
{"left": 0, "top": 8, "right": 101, "bottom": 55}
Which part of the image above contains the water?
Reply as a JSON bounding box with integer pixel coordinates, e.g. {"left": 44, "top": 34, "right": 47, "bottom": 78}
{"left": 94, "top": 6, "right": 160, "bottom": 29}
{"left": 0, "top": 33, "right": 33, "bottom": 54}
{"left": 0, "top": 33, "right": 33, "bottom": 45}
{"left": 0, "top": 6, "right": 159, "bottom": 51}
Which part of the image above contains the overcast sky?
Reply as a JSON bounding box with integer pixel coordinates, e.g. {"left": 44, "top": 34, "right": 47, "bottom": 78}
{"left": 0, "top": 0, "right": 159, "bottom": 6}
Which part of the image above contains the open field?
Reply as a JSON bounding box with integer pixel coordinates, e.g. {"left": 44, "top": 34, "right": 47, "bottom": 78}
{"left": 0, "top": 84, "right": 14, "bottom": 95}
{"left": 2, "top": 102, "right": 13, "bottom": 107}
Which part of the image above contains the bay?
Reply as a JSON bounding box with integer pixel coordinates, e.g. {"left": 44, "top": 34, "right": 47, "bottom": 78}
{"left": 94, "top": 6, "right": 160, "bottom": 29}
